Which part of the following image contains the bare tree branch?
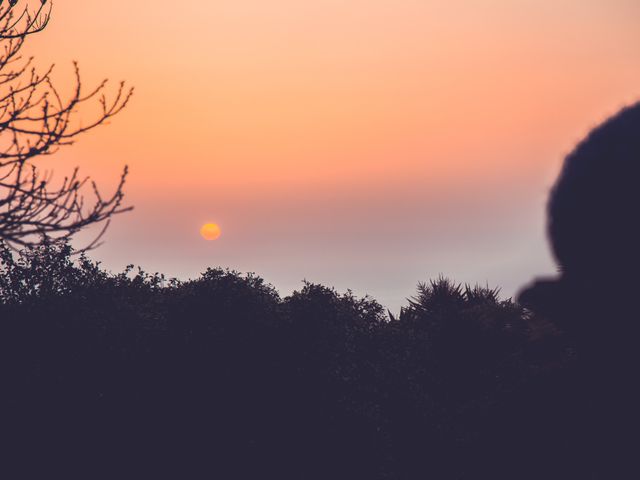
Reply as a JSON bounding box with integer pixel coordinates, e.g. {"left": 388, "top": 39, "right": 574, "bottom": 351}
{"left": 0, "top": 1, "right": 133, "bottom": 250}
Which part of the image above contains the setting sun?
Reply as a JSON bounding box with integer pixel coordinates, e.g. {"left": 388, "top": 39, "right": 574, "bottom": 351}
{"left": 200, "top": 223, "right": 221, "bottom": 241}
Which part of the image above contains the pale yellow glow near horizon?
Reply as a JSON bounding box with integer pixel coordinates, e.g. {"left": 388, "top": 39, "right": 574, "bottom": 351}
{"left": 200, "top": 223, "right": 222, "bottom": 241}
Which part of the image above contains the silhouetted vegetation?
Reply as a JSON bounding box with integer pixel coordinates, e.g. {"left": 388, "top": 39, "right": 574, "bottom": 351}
{"left": 518, "top": 101, "right": 640, "bottom": 478}
{"left": 0, "top": 1, "right": 132, "bottom": 250}
{"left": 1, "top": 241, "right": 576, "bottom": 478}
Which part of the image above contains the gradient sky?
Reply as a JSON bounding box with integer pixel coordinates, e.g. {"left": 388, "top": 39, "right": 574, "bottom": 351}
{"left": 25, "top": 0, "right": 640, "bottom": 311}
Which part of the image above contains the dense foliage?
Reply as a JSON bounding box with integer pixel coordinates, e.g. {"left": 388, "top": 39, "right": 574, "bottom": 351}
{"left": 0, "top": 243, "right": 574, "bottom": 478}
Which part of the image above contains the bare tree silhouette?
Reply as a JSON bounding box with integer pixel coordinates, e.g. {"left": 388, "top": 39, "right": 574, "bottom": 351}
{"left": 0, "top": 0, "right": 133, "bottom": 250}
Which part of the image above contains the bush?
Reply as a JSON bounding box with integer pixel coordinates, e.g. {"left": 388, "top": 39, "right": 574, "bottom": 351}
{"left": 0, "top": 242, "right": 570, "bottom": 479}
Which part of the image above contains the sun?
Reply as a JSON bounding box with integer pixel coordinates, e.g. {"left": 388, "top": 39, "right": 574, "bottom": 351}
{"left": 200, "top": 223, "right": 221, "bottom": 241}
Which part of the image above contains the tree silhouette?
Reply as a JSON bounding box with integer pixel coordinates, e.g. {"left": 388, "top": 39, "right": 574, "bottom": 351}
{"left": 0, "top": 241, "right": 570, "bottom": 479}
{"left": 0, "top": 0, "right": 133, "bottom": 249}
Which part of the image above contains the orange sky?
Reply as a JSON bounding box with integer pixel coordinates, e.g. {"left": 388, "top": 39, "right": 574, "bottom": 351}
{"left": 24, "top": 0, "right": 640, "bottom": 310}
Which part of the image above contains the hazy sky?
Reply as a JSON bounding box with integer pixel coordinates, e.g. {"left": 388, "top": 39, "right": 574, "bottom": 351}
{"left": 25, "top": 0, "right": 640, "bottom": 311}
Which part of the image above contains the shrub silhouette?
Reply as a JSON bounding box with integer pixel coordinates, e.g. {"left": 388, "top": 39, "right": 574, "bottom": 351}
{"left": 519, "top": 101, "right": 640, "bottom": 478}
{"left": 549, "top": 102, "right": 640, "bottom": 280}
{"left": 521, "top": 103, "right": 640, "bottom": 319}
{"left": 0, "top": 242, "right": 569, "bottom": 479}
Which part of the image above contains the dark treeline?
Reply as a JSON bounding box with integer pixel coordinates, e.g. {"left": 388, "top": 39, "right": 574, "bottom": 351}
{"left": 1, "top": 242, "right": 576, "bottom": 479}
